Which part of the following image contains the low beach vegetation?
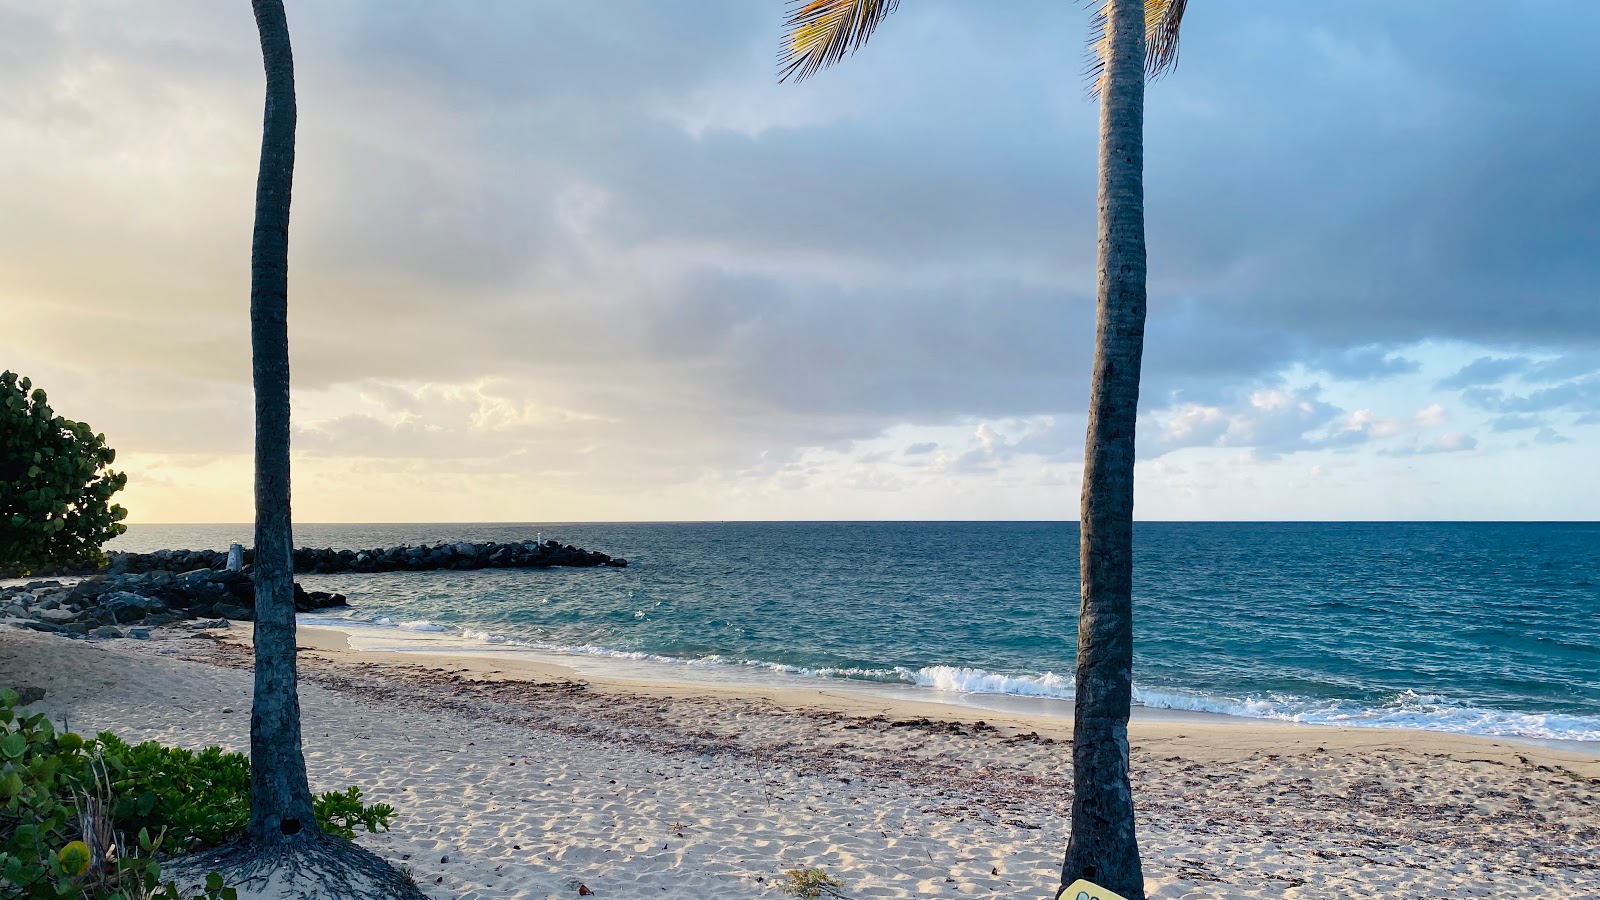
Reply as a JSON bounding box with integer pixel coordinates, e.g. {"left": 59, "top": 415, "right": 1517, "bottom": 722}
{"left": 0, "top": 688, "right": 390, "bottom": 898}
{"left": 779, "top": 866, "right": 849, "bottom": 899}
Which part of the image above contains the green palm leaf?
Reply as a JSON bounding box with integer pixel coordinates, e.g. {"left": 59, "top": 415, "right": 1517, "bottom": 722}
{"left": 1090, "top": 0, "right": 1188, "bottom": 93}
{"left": 1144, "top": 0, "right": 1188, "bottom": 76}
{"left": 779, "top": 0, "right": 901, "bottom": 83}
{"left": 780, "top": 0, "right": 1186, "bottom": 88}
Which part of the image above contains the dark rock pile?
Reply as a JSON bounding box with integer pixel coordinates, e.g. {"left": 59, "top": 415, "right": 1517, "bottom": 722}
{"left": 0, "top": 569, "right": 348, "bottom": 639}
{"left": 92, "top": 539, "right": 627, "bottom": 576}
{"left": 1, "top": 539, "right": 627, "bottom": 639}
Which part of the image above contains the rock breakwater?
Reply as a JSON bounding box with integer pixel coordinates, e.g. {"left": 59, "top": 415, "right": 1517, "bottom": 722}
{"left": 8, "top": 539, "right": 628, "bottom": 579}
{"left": 0, "top": 569, "right": 347, "bottom": 638}
{"left": 0, "top": 539, "right": 626, "bottom": 639}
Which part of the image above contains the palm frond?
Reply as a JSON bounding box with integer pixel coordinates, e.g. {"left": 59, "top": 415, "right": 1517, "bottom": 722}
{"left": 1087, "top": 0, "right": 1188, "bottom": 94}
{"left": 1145, "top": 0, "right": 1188, "bottom": 78}
{"left": 779, "top": 0, "right": 901, "bottom": 83}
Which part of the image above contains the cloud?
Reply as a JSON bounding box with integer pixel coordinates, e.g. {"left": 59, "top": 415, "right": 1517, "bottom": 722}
{"left": 1, "top": 0, "right": 1597, "bottom": 519}
{"left": 1379, "top": 431, "right": 1478, "bottom": 458}
{"left": 1311, "top": 346, "right": 1420, "bottom": 381}
{"left": 1153, "top": 388, "right": 1345, "bottom": 460}
{"left": 1437, "top": 356, "right": 1531, "bottom": 390}
{"left": 946, "top": 416, "right": 1081, "bottom": 473}
{"left": 1462, "top": 376, "right": 1600, "bottom": 417}
{"left": 1151, "top": 386, "right": 1469, "bottom": 462}
{"left": 1489, "top": 414, "right": 1542, "bottom": 432}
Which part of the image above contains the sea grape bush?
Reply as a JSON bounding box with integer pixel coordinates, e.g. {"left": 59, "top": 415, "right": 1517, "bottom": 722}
{"left": 0, "top": 371, "right": 128, "bottom": 575}
{"left": 0, "top": 688, "right": 393, "bottom": 898}
{"left": 312, "top": 787, "right": 395, "bottom": 841}
{"left": 0, "top": 687, "right": 229, "bottom": 898}
{"left": 93, "top": 735, "right": 252, "bottom": 853}
{"left": 94, "top": 735, "right": 393, "bottom": 849}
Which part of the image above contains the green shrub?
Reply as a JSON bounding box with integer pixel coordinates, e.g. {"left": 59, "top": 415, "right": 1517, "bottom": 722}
{"left": 1, "top": 688, "right": 393, "bottom": 898}
{"left": 0, "top": 687, "right": 226, "bottom": 898}
{"left": 312, "top": 787, "right": 394, "bottom": 841}
{"left": 94, "top": 735, "right": 252, "bottom": 854}
{"left": 780, "top": 867, "right": 849, "bottom": 899}
{"left": 1, "top": 371, "right": 128, "bottom": 576}
{"left": 91, "top": 735, "right": 392, "bottom": 851}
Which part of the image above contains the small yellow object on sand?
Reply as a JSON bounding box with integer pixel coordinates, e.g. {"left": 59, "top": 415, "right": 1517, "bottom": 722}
{"left": 1058, "top": 879, "right": 1130, "bottom": 900}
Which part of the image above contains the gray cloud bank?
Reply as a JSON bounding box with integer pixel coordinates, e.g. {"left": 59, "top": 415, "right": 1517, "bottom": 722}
{"left": 2, "top": 0, "right": 1598, "bottom": 493}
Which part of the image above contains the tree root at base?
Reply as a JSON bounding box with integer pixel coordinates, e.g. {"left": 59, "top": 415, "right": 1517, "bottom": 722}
{"left": 167, "top": 831, "right": 428, "bottom": 900}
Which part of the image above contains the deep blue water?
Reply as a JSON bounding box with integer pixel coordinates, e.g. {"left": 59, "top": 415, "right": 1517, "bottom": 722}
{"left": 110, "top": 522, "right": 1600, "bottom": 741}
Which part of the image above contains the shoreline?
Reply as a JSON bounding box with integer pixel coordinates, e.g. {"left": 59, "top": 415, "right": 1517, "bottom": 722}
{"left": 288, "top": 623, "right": 1600, "bottom": 770}
{"left": 297, "top": 620, "right": 1600, "bottom": 758}
{"left": 3, "top": 623, "right": 1597, "bottom": 898}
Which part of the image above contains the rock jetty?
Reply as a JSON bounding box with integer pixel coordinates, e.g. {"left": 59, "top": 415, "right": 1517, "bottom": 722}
{"left": 0, "top": 539, "right": 626, "bottom": 638}
{"left": 0, "top": 569, "right": 348, "bottom": 638}
{"left": 9, "top": 539, "right": 628, "bottom": 579}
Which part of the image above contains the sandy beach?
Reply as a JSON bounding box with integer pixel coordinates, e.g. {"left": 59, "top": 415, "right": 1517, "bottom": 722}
{"left": 2, "top": 623, "right": 1596, "bottom": 899}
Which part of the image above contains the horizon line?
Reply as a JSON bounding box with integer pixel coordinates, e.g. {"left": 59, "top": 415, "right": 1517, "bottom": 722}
{"left": 117, "top": 519, "right": 1600, "bottom": 526}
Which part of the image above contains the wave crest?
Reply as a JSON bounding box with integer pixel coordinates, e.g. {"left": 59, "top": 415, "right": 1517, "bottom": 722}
{"left": 297, "top": 613, "right": 1600, "bottom": 742}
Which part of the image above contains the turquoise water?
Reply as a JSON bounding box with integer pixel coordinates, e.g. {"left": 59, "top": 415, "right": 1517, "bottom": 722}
{"left": 111, "top": 522, "right": 1600, "bottom": 742}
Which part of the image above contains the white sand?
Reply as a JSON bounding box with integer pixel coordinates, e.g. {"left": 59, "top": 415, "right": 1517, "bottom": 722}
{"left": 2, "top": 624, "right": 1596, "bottom": 899}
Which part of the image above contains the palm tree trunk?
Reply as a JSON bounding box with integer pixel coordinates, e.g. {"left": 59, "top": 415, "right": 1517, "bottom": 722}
{"left": 170, "top": 8, "right": 424, "bottom": 895}
{"left": 247, "top": 0, "right": 317, "bottom": 843}
{"left": 1061, "top": 0, "right": 1147, "bottom": 896}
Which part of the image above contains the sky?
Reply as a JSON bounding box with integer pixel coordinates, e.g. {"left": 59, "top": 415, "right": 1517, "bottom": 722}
{"left": 2, "top": 0, "right": 1598, "bottom": 523}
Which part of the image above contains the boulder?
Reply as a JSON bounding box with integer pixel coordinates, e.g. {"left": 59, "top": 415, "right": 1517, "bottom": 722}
{"left": 215, "top": 604, "right": 253, "bottom": 621}
{"left": 68, "top": 580, "right": 116, "bottom": 603}
{"left": 102, "top": 591, "right": 167, "bottom": 622}
{"left": 91, "top": 625, "right": 124, "bottom": 639}
{"left": 36, "top": 607, "right": 77, "bottom": 625}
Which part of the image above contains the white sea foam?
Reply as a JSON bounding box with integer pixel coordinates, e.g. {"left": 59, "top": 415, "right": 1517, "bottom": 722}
{"left": 296, "top": 613, "right": 1600, "bottom": 743}
{"left": 397, "top": 620, "right": 448, "bottom": 632}
{"left": 1129, "top": 686, "right": 1600, "bottom": 742}
{"left": 908, "top": 665, "right": 1074, "bottom": 698}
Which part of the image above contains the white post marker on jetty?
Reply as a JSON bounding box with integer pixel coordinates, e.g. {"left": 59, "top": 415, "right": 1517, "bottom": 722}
{"left": 227, "top": 542, "right": 245, "bottom": 572}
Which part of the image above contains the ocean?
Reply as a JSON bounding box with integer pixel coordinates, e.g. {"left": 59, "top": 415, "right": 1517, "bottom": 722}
{"left": 108, "top": 522, "right": 1600, "bottom": 744}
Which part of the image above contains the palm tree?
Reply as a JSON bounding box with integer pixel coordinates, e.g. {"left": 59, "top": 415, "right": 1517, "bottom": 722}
{"left": 782, "top": 2, "right": 1186, "bottom": 897}
{"left": 245, "top": 0, "right": 315, "bottom": 848}
{"left": 185, "top": 4, "right": 425, "bottom": 894}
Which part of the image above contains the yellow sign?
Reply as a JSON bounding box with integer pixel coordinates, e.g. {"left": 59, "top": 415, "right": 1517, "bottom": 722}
{"left": 1058, "top": 879, "right": 1130, "bottom": 900}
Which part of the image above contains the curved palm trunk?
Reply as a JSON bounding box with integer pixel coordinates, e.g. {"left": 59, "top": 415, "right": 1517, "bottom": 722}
{"left": 247, "top": 0, "right": 317, "bottom": 843}
{"left": 1061, "top": 0, "right": 1147, "bottom": 896}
